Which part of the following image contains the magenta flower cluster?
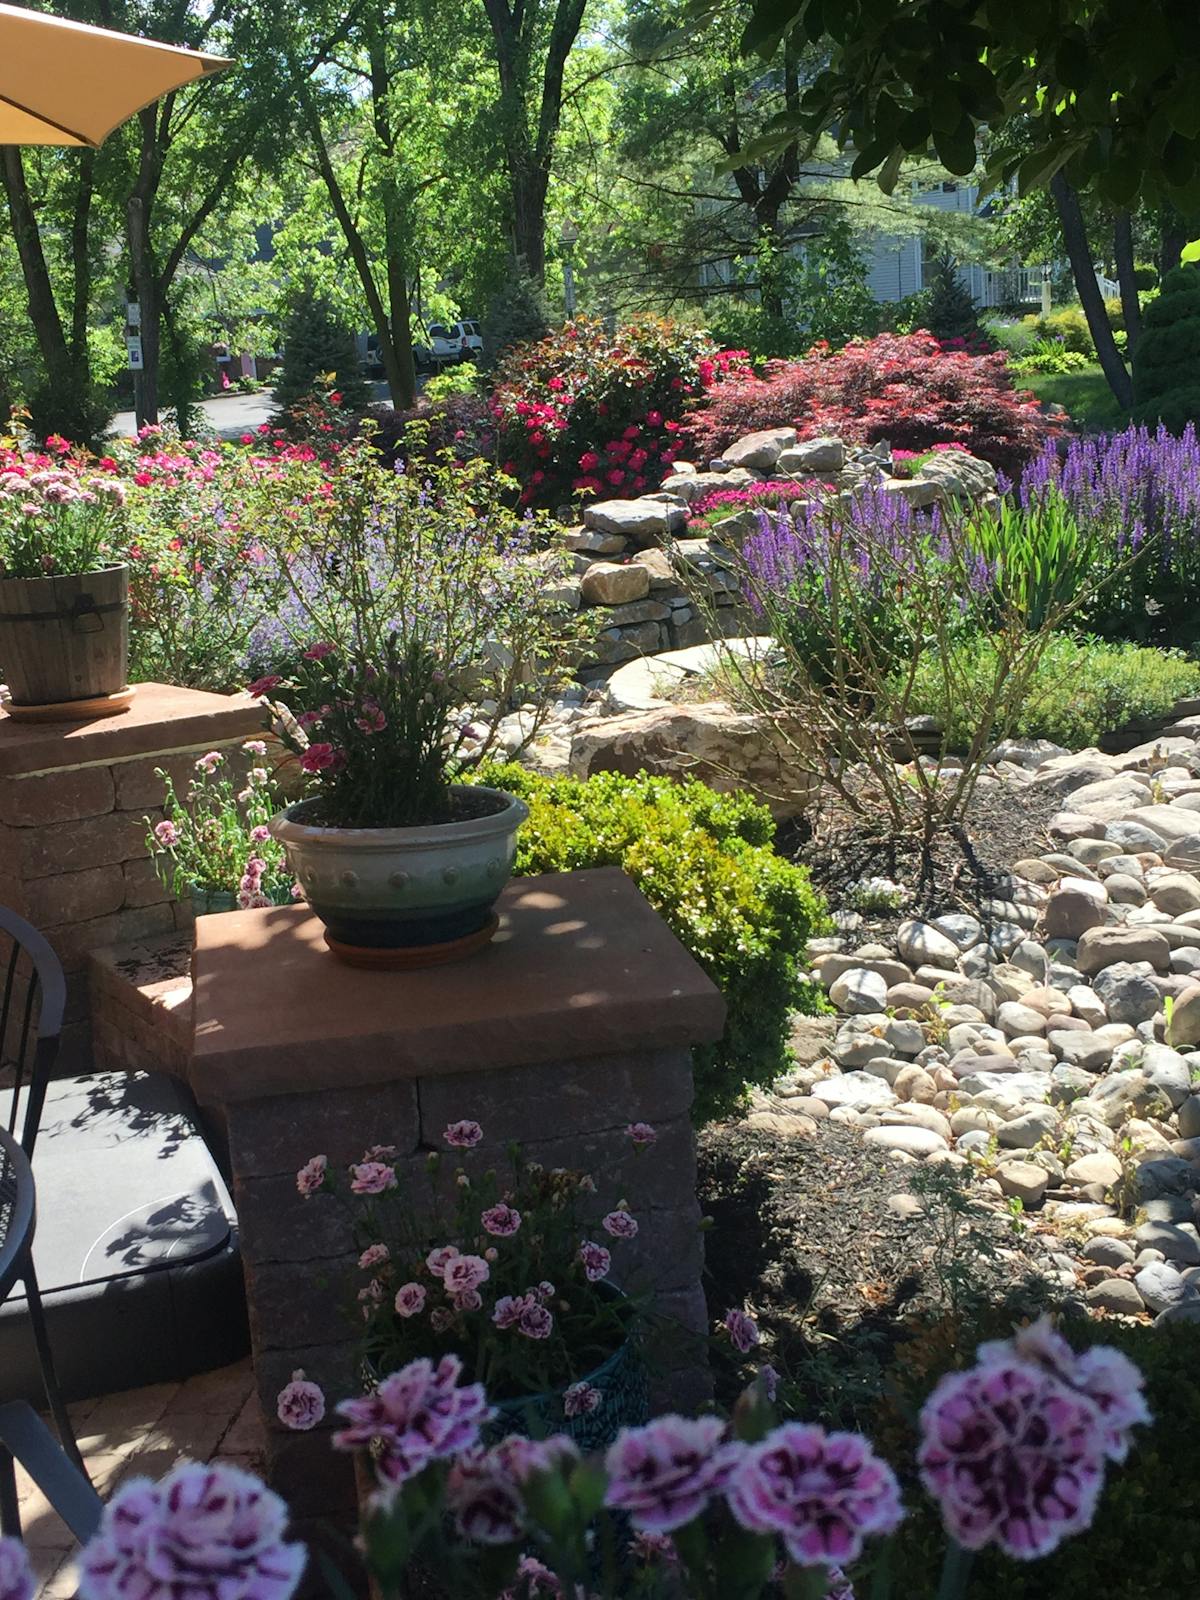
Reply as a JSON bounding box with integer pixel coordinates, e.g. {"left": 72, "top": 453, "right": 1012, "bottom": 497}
{"left": 77, "top": 1462, "right": 305, "bottom": 1600}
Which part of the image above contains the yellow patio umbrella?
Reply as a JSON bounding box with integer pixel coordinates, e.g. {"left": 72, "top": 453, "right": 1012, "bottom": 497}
{"left": 0, "top": 2, "right": 231, "bottom": 148}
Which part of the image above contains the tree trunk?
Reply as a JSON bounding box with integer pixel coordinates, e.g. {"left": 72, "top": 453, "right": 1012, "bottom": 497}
{"left": 368, "top": 24, "right": 416, "bottom": 409}
{"left": 511, "top": 165, "right": 550, "bottom": 283}
{"left": 1050, "top": 172, "right": 1132, "bottom": 411}
{"left": 481, "top": 0, "right": 587, "bottom": 287}
{"left": 69, "top": 151, "right": 95, "bottom": 367}
{"left": 1159, "top": 214, "right": 1189, "bottom": 281}
{"left": 1, "top": 148, "right": 74, "bottom": 389}
{"left": 1113, "top": 210, "right": 1141, "bottom": 359}
{"left": 127, "top": 194, "right": 160, "bottom": 427}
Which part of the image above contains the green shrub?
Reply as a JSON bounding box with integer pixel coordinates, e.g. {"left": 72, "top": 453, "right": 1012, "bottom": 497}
{"left": 473, "top": 763, "right": 830, "bottom": 1122}
{"left": 903, "top": 634, "right": 1200, "bottom": 750}
{"left": 1134, "top": 264, "right": 1200, "bottom": 430}
{"left": 1134, "top": 262, "right": 1159, "bottom": 290}
{"left": 1009, "top": 339, "right": 1091, "bottom": 377}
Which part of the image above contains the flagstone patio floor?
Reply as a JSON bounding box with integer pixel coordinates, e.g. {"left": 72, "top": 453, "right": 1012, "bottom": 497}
{"left": 17, "top": 1359, "right": 264, "bottom": 1597}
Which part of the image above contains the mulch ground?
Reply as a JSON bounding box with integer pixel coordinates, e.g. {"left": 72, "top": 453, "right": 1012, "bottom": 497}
{"left": 699, "top": 774, "right": 1065, "bottom": 1419}
{"left": 782, "top": 778, "right": 1061, "bottom": 939}
{"left": 696, "top": 1115, "right": 1056, "bottom": 1424}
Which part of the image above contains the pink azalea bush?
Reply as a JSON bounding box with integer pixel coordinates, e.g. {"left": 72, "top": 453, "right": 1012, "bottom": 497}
{"left": 292, "top": 1118, "right": 655, "bottom": 1424}
{"left": 489, "top": 317, "right": 750, "bottom": 509}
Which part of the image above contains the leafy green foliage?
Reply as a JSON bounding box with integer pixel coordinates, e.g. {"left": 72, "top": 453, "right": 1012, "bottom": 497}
{"left": 474, "top": 763, "right": 831, "bottom": 1123}
{"left": 273, "top": 289, "right": 369, "bottom": 415}
{"left": 1008, "top": 340, "right": 1091, "bottom": 377}
{"left": 731, "top": 0, "right": 1200, "bottom": 211}
{"left": 1134, "top": 264, "right": 1200, "bottom": 430}
{"left": 903, "top": 633, "right": 1200, "bottom": 750}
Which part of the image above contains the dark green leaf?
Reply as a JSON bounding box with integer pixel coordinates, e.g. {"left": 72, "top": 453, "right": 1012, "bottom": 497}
{"left": 1054, "top": 33, "right": 1091, "bottom": 92}
{"left": 933, "top": 116, "right": 979, "bottom": 175}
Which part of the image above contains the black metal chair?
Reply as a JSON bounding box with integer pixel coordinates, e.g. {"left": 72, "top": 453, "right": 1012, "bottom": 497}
{"left": 0, "top": 909, "right": 90, "bottom": 1485}
{"left": 0, "top": 1124, "right": 100, "bottom": 1540}
{"left": 0, "top": 902, "right": 247, "bottom": 1410}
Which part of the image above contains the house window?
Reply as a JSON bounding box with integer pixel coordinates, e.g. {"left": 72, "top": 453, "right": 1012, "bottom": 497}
{"left": 942, "top": 181, "right": 958, "bottom": 194}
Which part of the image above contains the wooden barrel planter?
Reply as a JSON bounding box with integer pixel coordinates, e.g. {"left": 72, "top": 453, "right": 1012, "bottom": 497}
{"left": 0, "top": 564, "right": 129, "bottom": 710}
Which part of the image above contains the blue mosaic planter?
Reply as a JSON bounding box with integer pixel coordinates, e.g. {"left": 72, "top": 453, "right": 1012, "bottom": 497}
{"left": 488, "top": 1330, "right": 648, "bottom": 1453}
{"left": 188, "top": 883, "right": 295, "bottom": 918}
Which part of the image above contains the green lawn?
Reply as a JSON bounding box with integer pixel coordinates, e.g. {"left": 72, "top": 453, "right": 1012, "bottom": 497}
{"left": 1016, "top": 363, "right": 1131, "bottom": 431}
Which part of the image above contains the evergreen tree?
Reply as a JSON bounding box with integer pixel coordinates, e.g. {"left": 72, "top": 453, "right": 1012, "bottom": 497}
{"left": 925, "top": 252, "right": 980, "bottom": 342}
{"left": 1133, "top": 265, "right": 1200, "bottom": 432}
{"left": 273, "top": 289, "right": 369, "bottom": 412}
{"left": 482, "top": 269, "right": 550, "bottom": 363}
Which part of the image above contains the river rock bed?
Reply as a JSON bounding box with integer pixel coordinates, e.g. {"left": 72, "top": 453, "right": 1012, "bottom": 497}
{"left": 746, "top": 726, "right": 1200, "bottom": 1328}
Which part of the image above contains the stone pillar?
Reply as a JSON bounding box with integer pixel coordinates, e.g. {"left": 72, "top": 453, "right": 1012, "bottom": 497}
{"left": 0, "top": 683, "right": 266, "bottom": 1068}
{"left": 187, "top": 868, "right": 725, "bottom": 1519}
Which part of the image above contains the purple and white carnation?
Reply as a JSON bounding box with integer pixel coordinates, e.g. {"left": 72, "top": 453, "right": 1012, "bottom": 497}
{"left": 727, "top": 1423, "right": 902, "bottom": 1566}
{"left": 917, "top": 1357, "right": 1107, "bottom": 1559}
{"left": 295, "top": 1155, "right": 327, "bottom": 1198}
{"left": 332, "top": 1354, "right": 492, "bottom": 1485}
{"left": 276, "top": 1370, "right": 325, "bottom": 1431}
{"left": 722, "top": 1308, "right": 760, "bottom": 1353}
{"left": 604, "top": 1416, "right": 744, "bottom": 1532}
{"left": 563, "top": 1382, "right": 602, "bottom": 1418}
{"left": 77, "top": 1461, "right": 305, "bottom": 1600}
{"left": 578, "top": 1242, "right": 611, "bottom": 1282}
{"left": 601, "top": 1209, "right": 638, "bottom": 1240}
{"left": 444, "top": 1120, "right": 483, "bottom": 1149}
{"left": 481, "top": 1203, "right": 522, "bottom": 1237}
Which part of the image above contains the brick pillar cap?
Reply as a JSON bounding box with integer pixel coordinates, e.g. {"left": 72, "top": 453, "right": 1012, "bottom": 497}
{"left": 0, "top": 683, "right": 267, "bottom": 776}
{"left": 190, "top": 867, "right": 726, "bottom": 1105}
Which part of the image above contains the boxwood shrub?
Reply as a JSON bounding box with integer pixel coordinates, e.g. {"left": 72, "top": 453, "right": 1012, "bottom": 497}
{"left": 474, "top": 763, "right": 830, "bottom": 1122}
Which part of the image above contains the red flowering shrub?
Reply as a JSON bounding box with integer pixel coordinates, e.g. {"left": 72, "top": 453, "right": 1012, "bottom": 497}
{"left": 682, "top": 332, "right": 1056, "bottom": 478}
{"left": 490, "top": 316, "right": 749, "bottom": 508}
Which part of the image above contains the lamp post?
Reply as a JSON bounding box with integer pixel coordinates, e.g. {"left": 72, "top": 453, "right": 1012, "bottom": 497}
{"left": 560, "top": 218, "right": 580, "bottom": 319}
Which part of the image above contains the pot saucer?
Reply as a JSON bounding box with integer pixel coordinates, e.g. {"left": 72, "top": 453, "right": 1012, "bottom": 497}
{"left": 324, "top": 913, "right": 499, "bottom": 970}
{"left": 1, "top": 686, "right": 135, "bottom": 722}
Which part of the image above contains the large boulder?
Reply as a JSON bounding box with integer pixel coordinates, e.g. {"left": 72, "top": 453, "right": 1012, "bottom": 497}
{"left": 722, "top": 427, "right": 796, "bottom": 473}
{"left": 777, "top": 436, "right": 845, "bottom": 474}
{"left": 579, "top": 563, "right": 651, "bottom": 606}
{"left": 569, "top": 700, "right": 816, "bottom": 818}
{"left": 582, "top": 498, "right": 688, "bottom": 545}
{"left": 918, "top": 450, "right": 998, "bottom": 500}
{"left": 659, "top": 469, "right": 760, "bottom": 503}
